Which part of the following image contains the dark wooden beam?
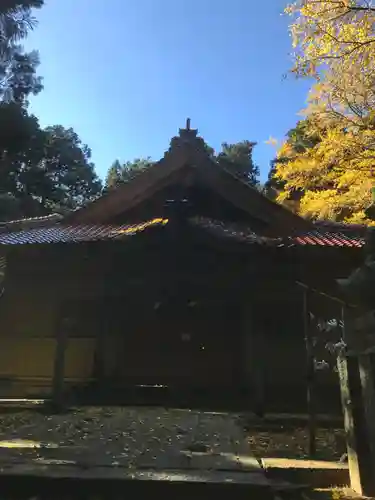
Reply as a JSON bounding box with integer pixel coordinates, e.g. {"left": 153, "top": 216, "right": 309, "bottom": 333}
{"left": 337, "top": 305, "right": 375, "bottom": 497}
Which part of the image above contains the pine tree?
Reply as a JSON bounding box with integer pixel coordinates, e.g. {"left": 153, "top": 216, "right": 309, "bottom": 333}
{"left": 105, "top": 160, "right": 122, "bottom": 190}
{"left": 217, "top": 141, "right": 259, "bottom": 186}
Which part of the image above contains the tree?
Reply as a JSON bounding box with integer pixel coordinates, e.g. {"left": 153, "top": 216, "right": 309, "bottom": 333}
{"left": 0, "top": 1, "right": 43, "bottom": 58}
{"left": 0, "top": 1, "right": 102, "bottom": 220}
{"left": 265, "top": 119, "right": 323, "bottom": 211}
{"left": 285, "top": 1, "right": 375, "bottom": 127}
{"left": 0, "top": 116, "right": 102, "bottom": 218}
{"left": 1, "top": 48, "right": 42, "bottom": 103}
{"left": 266, "top": 120, "right": 321, "bottom": 192}
{"left": 104, "top": 141, "right": 260, "bottom": 192}
{"left": 216, "top": 141, "right": 259, "bottom": 186}
{"left": 0, "top": 102, "right": 42, "bottom": 196}
{"left": 105, "top": 160, "right": 122, "bottom": 189}
{"left": 0, "top": 193, "right": 22, "bottom": 220}
{"left": 36, "top": 125, "right": 103, "bottom": 212}
{"left": 272, "top": 117, "right": 375, "bottom": 223}
{"left": 0, "top": 1, "right": 44, "bottom": 103}
{"left": 104, "top": 157, "right": 154, "bottom": 189}
{"left": 272, "top": 2, "right": 375, "bottom": 223}
{"left": 121, "top": 157, "right": 153, "bottom": 182}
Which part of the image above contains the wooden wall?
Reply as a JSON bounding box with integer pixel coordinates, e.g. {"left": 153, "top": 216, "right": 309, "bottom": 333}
{"left": 0, "top": 244, "right": 106, "bottom": 397}
{"left": 0, "top": 235, "right": 346, "bottom": 409}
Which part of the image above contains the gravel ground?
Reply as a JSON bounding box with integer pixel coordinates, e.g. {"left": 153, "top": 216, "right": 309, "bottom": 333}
{"left": 0, "top": 407, "right": 259, "bottom": 471}
{"left": 246, "top": 425, "right": 346, "bottom": 462}
{"left": 0, "top": 409, "right": 354, "bottom": 500}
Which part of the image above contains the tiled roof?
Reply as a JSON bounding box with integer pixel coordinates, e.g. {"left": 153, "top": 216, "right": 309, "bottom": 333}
{"left": 0, "top": 215, "right": 367, "bottom": 249}
{"left": 290, "top": 221, "right": 367, "bottom": 248}
{"left": 0, "top": 218, "right": 168, "bottom": 245}
{"left": 190, "top": 217, "right": 279, "bottom": 246}
{"left": 192, "top": 217, "right": 367, "bottom": 248}
{"left": 191, "top": 217, "right": 367, "bottom": 248}
{"left": 291, "top": 231, "right": 364, "bottom": 248}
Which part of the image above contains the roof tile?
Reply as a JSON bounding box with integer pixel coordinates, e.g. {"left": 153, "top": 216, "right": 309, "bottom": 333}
{"left": 291, "top": 227, "right": 365, "bottom": 248}
{"left": 0, "top": 218, "right": 168, "bottom": 245}
{"left": 0, "top": 216, "right": 367, "bottom": 249}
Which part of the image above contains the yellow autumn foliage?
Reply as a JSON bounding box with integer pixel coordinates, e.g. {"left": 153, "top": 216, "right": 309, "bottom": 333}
{"left": 275, "top": 124, "right": 375, "bottom": 224}
{"left": 273, "top": 1, "right": 375, "bottom": 224}
{"left": 286, "top": 1, "right": 375, "bottom": 121}
{"left": 285, "top": 1, "right": 375, "bottom": 126}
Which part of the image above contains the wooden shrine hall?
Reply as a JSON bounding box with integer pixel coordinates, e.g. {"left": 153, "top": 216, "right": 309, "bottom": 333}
{"left": 0, "top": 122, "right": 366, "bottom": 409}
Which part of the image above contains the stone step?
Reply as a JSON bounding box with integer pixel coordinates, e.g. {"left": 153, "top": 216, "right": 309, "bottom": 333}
{"left": 0, "top": 464, "right": 279, "bottom": 499}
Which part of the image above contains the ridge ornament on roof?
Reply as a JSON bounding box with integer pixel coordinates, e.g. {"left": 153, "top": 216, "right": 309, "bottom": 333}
{"left": 179, "top": 118, "right": 197, "bottom": 140}
{"left": 168, "top": 118, "right": 208, "bottom": 159}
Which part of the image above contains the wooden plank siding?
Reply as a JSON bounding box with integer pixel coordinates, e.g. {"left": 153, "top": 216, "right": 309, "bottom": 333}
{"left": 0, "top": 233, "right": 346, "bottom": 407}
{"left": 0, "top": 245, "right": 103, "bottom": 397}
{"left": 0, "top": 337, "right": 95, "bottom": 397}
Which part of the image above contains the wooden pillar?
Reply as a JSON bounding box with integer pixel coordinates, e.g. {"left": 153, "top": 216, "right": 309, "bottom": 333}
{"left": 51, "top": 312, "right": 69, "bottom": 411}
{"left": 303, "top": 289, "right": 316, "bottom": 457}
{"left": 337, "top": 305, "right": 375, "bottom": 497}
{"left": 358, "top": 352, "right": 375, "bottom": 466}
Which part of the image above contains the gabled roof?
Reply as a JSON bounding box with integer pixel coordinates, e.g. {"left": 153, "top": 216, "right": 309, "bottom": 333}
{"left": 0, "top": 216, "right": 366, "bottom": 249}
{"left": 0, "top": 122, "right": 369, "bottom": 249}
{"left": 63, "top": 124, "right": 311, "bottom": 236}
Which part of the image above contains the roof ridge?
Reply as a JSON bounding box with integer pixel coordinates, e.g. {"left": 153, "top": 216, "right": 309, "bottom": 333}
{"left": 313, "top": 220, "right": 368, "bottom": 229}
{"left": 0, "top": 213, "right": 63, "bottom": 225}
{"left": 0, "top": 213, "right": 64, "bottom": 233}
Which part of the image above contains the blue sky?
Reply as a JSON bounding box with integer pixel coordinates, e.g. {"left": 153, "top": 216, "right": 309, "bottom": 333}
{"left": 24, "top": 0, "right": 312, "bottom": 182}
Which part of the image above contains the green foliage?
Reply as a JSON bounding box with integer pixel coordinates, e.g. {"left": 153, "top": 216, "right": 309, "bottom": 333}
{"left": 121, "top": 157, "right": 153, "bottom": 182}
{"left": 39, "top": 125, "right": 102, "bottom": 211}
{"left": 0, "top": 1, "right": 44, "bottom": 104}
{"left": 1, "top": 47, "right": 42, "bottom": 103}
{"left": 0, "top": 193, "right": 22, "bottom": 221}
{"left": 0, "top": 1, "right": 103, "bottom": 221}
{"left": 105, "top": 160, "right": 122, "bottom": 189}
{"left": 104, "top": 157, "right": 154, "bottom": 190}
{"left": 217, "top": 140, "right": 259, "bottom": 185}
{"left": 104, "top": 141, "right": 260, "bottom": 191}
{"left": 0, "top": 104, "right": 102, "bottom": 218}
{"left": 0, "top": 1, "right": 43, "bottom": 56}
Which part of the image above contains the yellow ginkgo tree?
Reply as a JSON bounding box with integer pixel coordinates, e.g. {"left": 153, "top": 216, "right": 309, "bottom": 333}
{"left": 274, "top": 121, "right": 375, "bottom": 223}
{"left": 272, "top": 1, "right": 375, "bottom": 224}
{"left": 286, "top": 0, "right": 375, "bottom": 123}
